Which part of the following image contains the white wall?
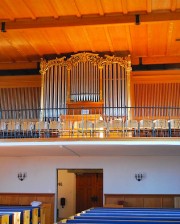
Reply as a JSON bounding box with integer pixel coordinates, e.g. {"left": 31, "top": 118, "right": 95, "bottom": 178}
{"left": 0, "top": 156, "right": 180, "bottom": 194}
{"left": 1, "top": 155, "right": 180, "bottom": 221}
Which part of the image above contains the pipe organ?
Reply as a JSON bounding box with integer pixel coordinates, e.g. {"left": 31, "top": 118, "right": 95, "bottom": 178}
{"left": 103, "top": 63, "right": 127, "bottom": 117}
{"left": 70, "top": 61, "right": 100, "bottom": 102}
{"left": 40, "top": 52, "right": 131, "bottom": 119}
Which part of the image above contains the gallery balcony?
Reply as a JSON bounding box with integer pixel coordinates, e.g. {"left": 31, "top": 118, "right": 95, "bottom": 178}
{"left": 0, "top": 106, "right": 179, "bottom": 140}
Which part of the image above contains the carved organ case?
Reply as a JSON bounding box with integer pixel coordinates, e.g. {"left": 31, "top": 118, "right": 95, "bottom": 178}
{"left": 40, "top": 52, "right": 131, "bottom": 119}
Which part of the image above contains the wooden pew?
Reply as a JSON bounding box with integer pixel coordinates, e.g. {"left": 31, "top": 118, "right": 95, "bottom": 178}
{"left": 62, "top": 207, "right": 180, "bottom": 224}
{"left": 0, "top": 214, "right": 9, "bottom": 224}
{"left": 0, "top": 206, "right": 39, "bottom": 224}
{"left": 0, "top": 211, "right": 21, "bottom": 224}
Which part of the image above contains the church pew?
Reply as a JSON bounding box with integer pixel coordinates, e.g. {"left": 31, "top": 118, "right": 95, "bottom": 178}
{"left": 0, "top": 214, "right": 9, "bottom": 224}
{"left": 0, "top": 206, "right": 40, "bottom": 224}
{"left": 0, "top": 205, "right": 45, "bottom": 224}
{"left": 86, "top": 207, "right": 180, "bottom": 212}
{"left": 74, "top": 215, "right": 180, "bottom": 221}
{"left": 0, "top": 211, "right": 20, "bottom": 224}
{"left": 63, "top": 207, "right": 180, "bottom": 224}
{"left": 66, "top": 220, "right": 180, "bottom": 223}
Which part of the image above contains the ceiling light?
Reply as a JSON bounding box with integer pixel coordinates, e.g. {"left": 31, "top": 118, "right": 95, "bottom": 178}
{"left": 1, "top": 22, "right": 6, "bottom": 32}
{"left": 135, "top": 15, "right": 140, "bottom": 25}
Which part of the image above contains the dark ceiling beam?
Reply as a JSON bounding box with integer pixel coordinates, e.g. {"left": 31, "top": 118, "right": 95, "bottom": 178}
{"left": 0, "top": 63, "right": 179, "bottom": 76}
{"left": 132, "top": 63, "right": 180, "bottom": 71}
{"left": 0, "top": 69, "right": 40, "bottom": 76}
{"left": 1, "top": 12, "right": 180, "bottom": 30}
{"left": 0, "top": 62, "right": 39, "bottom": 70}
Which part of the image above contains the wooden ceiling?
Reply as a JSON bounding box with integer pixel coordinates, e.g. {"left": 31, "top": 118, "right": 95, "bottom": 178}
{"left": 0, "top": 0, "right": 180, "bottom": 70}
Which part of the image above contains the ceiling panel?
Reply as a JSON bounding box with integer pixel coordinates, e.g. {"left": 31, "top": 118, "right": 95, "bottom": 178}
{"left": 152, "top": 0, "right": 172, "bottom": 11}
{"left": 85, "top": 26, "right": 111, "bottom": 52}
{"left": 177, "top": 0, "right": 180, "bottom": 9}
{"left": 0, "top": 34, "right": 27, "bottom": 62}
{"left": 20, "top": 29, "right": 57, "bottom": 57}
{"left": 147, "top": 22, "right": 169, "bottom": 56}
{"left": 105, "top": 25, "right": 129, "bottom": 52}
{"left": 127, "top": 0, "right": 147, "bottom": 13}
{"left": 64, "top": 27, "right": 93, "bottom": 52}
{"left": 21, "top": 0, "right": 54, "bottom": 18}
{"left": 74, "top": 0, "right": 100, "bottom": 15}
{"left": 53, "top": 0, "right": 81, "bottom": 17}
{"left": 168, "top": 21, "right": 180, "bottom": 55}
{"left": 130, "top": 24, "right": 148, "bottom": 57}
{"left": 41, "top": 28, "right": 73, "bottom": 54}
{"left": 0, "top": 1, "right": 179, "bottom": 67}
{"left": 101, "top": 0, "right": 123, "bottom": 14}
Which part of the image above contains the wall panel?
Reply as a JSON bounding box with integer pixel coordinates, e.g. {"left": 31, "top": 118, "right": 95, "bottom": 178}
{"left": 131, "top": 71, "right": 180, "bottom": 119}
{"left": 105, "top": 194, "right": 179, "bottom": 208}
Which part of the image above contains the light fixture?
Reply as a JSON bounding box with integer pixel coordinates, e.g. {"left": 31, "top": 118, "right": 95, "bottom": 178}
{"left": 135, "top": 15, "right": 140, "bottom": 25}
{"left": 135, "top": 173, "right": 144, "bottom": 181}
{"left": 1, "top": 22, "right": 6, "bottom": 32}
{"left": 18, "top": 172, "right": 27, "bottom": 181}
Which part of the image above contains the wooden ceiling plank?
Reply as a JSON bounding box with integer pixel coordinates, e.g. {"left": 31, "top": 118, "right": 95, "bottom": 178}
{"left": 1, "top": 0, "right": 16, "bottom": 21}
{"left": 96, "top": 0, "right": 105, "bottom": 16}
{"left": 0, "top": 34, "right": 28, "bottom": 63}
{"left": 19, "top": 32, "right": 43, "bottom": 58}
{"left": 147, "top": 24, "right": 153, "bottom": 56}
{"left": 22, "top": 0, "right": 37, "bottom": 20}
{"left": 63, "top": 30, "right": 78, "bottom": 52}
{"left": 45, "top": 0, "right": 59, "bottom": 19}
{"left": 126, "top": 26, "right": 132, "bottom": 54}
{"left": 121, "top": 0, "right": 128, "bottom": 14}
{"left": 104, "top": 27, "right": 114, "bottom": 52}
{"left": 146, "top": 0, "right": 152, "bottom": 13}
{"left": 3, "top": 12, "right": 180, "bottom": 30}
{"left": 171, "top": 0, "right": 177, "bottom": 11}
{"left": 73, "top": 0, "right": 82, "bottom": 17}
{"left": 41, "top": 29, "right": 59, "bottom": 54}
{"left": 1, "top": 33, "right": 31, "bottom": 62}
{"left": 0, "top": 44, "right": 15, "bottom": 63}
{"left": 83, "top": 27, "right": 95, "bottom": 52}
{"left": 166, "top": 22, "right": 174, "bottom": 55}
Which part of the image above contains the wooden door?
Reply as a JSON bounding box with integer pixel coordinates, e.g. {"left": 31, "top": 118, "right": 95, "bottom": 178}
{"left": 76, "top": 173, "right": 103, "bottom": 213}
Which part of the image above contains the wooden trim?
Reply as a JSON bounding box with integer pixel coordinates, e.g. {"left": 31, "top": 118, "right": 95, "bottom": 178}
{"left": 104, "top": 194, "right": 179, "bottom": 208}
{"left": 132, "top": 70, "right": 180, "bottom": 84}
{"left": 142, "top": 56, "right": 180, "bottom": 65}
{"left": 0, "top": 62, "right": 38, "bottom": 70}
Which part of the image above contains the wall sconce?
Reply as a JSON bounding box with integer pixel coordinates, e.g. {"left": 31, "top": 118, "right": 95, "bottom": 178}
{"left": 135, "top": 173, "right": 144, "bottom": 181}
{"left": 18, "top": 172, "right": 27, "bottom": 181}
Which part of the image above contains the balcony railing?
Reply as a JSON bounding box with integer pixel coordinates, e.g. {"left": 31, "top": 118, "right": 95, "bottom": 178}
{"left": 0, "top": 106, "right": 180, "bottom": 139}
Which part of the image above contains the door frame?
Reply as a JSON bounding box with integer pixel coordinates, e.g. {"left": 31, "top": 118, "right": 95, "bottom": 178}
{"left": 56, "top": 168, "right": 103, "bottom": 221}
